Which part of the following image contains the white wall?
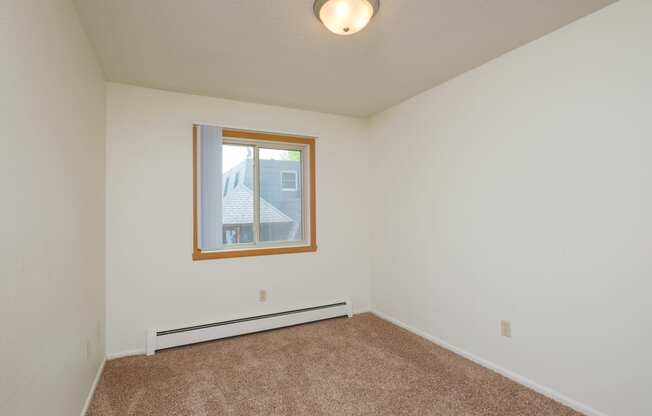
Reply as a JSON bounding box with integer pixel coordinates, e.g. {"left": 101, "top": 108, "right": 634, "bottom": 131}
{"left": 105, "top": 83, "right": 371, "bottom": 356}
{"left": 0, "top": 1, "right": 106, "bottom": 415}
{"left": 369, "top": 1, "right": 651, "bottom": 416}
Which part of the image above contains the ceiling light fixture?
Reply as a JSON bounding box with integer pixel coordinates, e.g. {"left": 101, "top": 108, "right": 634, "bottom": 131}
{"left": 314, "top": 0, "right": 379, "bottom": 36}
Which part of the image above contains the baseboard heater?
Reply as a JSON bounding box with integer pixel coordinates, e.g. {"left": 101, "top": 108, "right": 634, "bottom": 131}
{"left": 147, "top": 301, "right": 352, "bottom": 355}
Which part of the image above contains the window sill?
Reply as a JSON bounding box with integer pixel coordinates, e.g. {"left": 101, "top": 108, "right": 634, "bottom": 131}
{"left": 192, "top": 244, "right": 317, "bottom": 261}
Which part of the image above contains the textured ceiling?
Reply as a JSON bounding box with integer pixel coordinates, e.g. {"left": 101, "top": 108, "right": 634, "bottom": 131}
{"left": 75, "top": 0, "right": 616, "bottom": 117}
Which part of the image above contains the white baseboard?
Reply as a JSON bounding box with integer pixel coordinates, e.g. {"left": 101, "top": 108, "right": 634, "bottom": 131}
{"left": 371, "top": 309, "right": 609, "bottom": 416}
{"left": 80, "top": 358, "right": 105, "bottom": 416}
{"left": 106, "top": 349, "right": 146, "bottom": 360}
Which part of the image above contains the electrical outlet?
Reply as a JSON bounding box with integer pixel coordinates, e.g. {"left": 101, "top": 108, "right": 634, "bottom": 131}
{"left": 501, "top": 320, "right": 512, "bottom": 338}
{"left": 259, "top": 290, "right": 267, "bottom": 302}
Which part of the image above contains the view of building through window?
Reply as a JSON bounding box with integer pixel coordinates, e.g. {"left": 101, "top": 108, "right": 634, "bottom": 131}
{"left": 259, "top": 148, "right": 302, "bottom": 242}
{"left": 221, "top": 145, "right": 302, "bottom": 245}
{"left": 222, "top": 144, "right": 254, "bottom": 245}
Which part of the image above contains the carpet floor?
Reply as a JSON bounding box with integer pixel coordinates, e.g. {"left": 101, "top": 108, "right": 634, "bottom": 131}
{"left": 89, "top": 313, "right": 583, "bottom": 416}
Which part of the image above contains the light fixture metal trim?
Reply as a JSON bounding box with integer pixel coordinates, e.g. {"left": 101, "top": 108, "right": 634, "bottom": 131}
{"left": 313, "top": 0, "right": 380, "bottom": 34}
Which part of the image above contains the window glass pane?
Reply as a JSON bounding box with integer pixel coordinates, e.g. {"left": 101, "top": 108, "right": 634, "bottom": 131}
{"left": 223, "top": 177, "right": 230, "bottom": 197}
{"left": 222, "top": 144, "right": 254, "bottom": 245}
{"left": 259, "top": 148, "right": 302, "bottom": 242}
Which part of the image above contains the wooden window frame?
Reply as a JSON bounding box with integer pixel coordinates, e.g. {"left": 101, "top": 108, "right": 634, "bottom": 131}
{"left": 192, "top": 126, "right": 317, "bottom": 260}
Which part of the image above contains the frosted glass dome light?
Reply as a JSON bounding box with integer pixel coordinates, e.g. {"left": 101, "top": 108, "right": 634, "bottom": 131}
{"left": 314, "top": 0, "right": 379, "bottom": 36}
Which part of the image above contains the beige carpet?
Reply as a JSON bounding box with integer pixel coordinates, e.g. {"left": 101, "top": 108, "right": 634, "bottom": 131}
{"left": 89, "top": 313, "right": 582, "bottom": 416}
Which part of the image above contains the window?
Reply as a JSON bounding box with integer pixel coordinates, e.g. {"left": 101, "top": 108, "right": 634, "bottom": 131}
{"left": 193, "top": 126, "right": 316, "bottom": 260}
{"left": 223, "top": 177, "right": 230, "bottom": 197}
{"left": 280, "top": 171, "right": 298, "bottom": 191}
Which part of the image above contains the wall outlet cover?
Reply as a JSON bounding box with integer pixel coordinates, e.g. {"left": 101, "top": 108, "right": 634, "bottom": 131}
{"left": 501, "top": 320, "right": 512, "bottom": 338}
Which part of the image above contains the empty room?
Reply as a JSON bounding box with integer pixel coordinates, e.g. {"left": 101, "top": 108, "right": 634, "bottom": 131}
{"left": 3, "top": 0, "right": 650, "bottom": 415}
